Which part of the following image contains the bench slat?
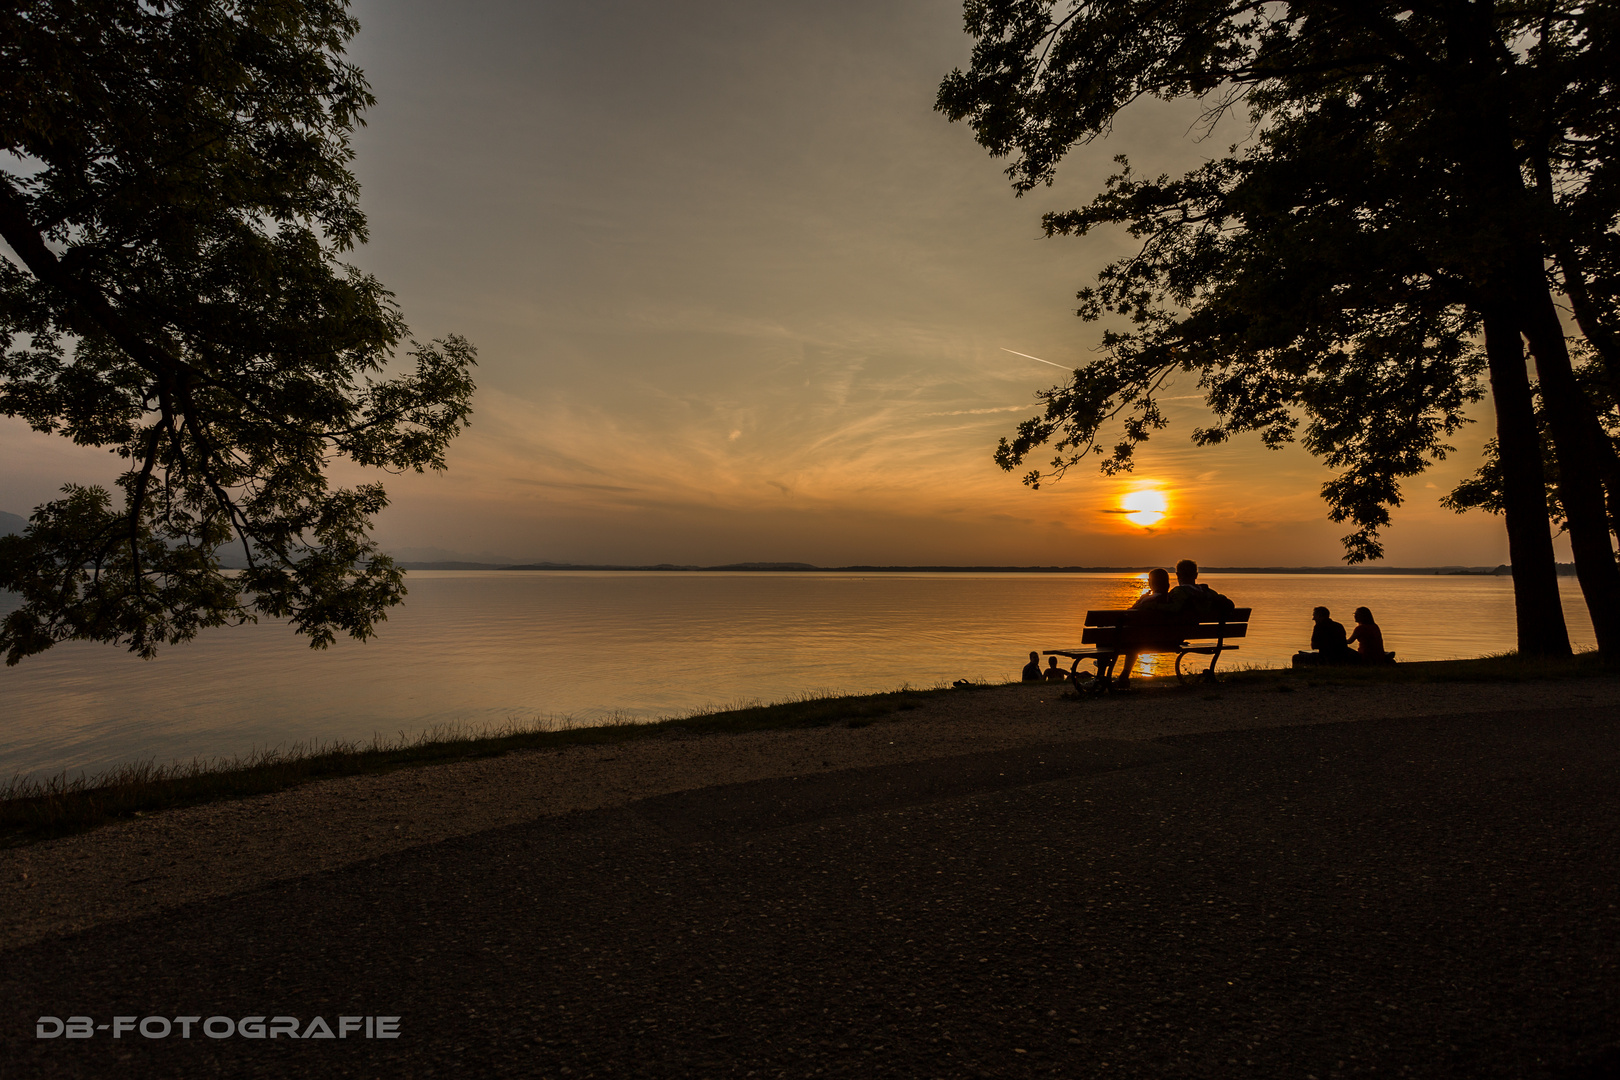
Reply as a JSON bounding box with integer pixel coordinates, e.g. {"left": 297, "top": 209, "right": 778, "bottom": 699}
{"left": 1184, "top": 623, "right": 1249, "bottom": 638}
{"left": 1080, "top": 628, "right": 1172, "bottom": 645}
{"left": 1078, "top": 624, "right": 1248, "bottom": 645}
{"left": 1082, "top": 607, "right": 1250, "bottom": 626}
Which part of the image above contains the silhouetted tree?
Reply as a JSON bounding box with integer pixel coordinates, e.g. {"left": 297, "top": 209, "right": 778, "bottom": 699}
{"left": 0, "top": 0, "right": 475, "bottom": 664}
{"left": 938, "top": 0, "right": 1619, "bottom": 656}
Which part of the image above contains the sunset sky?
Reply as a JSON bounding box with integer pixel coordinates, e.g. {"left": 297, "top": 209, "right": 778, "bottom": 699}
{"left": 0, "top": 0, "right": 1525, "bottom": 567}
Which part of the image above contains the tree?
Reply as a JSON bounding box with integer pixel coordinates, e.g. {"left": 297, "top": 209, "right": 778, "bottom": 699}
{"left": 0, "top": 0, "right": 476, "bottom": 665}
{"left": 937, "top": 0, "right": 1619, "bottom": 657}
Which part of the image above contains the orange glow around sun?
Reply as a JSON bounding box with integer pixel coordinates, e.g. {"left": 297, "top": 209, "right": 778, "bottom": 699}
{"left": 1121, "top": 488, "right": 1168, "bottom": 528}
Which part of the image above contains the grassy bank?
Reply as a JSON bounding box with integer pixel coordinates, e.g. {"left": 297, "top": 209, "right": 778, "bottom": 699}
{"left": 0, "top": 688, "right": 935, "bottom": 848}
{"left": 1225, "top": 649, "right": 1614, "bottom": 686}
{"left": 3, "top": 652, "right": 1611, "bottom": 848}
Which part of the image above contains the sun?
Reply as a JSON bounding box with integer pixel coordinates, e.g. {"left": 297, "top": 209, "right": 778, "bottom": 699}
{"left": 1120, "top": 488, "right": 1168, "bottom": 528}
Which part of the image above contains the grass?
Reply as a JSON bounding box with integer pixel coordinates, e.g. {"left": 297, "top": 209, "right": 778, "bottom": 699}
{"left": 1217, "top": 649, "right": 1615, "bottom": 687}
{"left": 0, "top": 687, "right": 938, "bottom": 848}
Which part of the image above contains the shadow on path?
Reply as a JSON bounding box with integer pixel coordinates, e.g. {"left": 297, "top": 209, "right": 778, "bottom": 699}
{"left": 4, "top": 709, "right": 1618, "bottom": 1079}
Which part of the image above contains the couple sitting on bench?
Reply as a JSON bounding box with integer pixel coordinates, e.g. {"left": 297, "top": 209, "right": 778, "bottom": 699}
{"left": 1116, "top": 560, "right": 1236, "bottom": 686}
{"left": 1046, "top": 560, "right": 1246, "bottom": 692}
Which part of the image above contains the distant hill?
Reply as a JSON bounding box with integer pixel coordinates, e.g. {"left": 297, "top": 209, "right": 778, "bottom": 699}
{"left": 0, "top": 510, "right": 25, "bottom": 535}
{"left": 500, "top": 561, "right": 704, "bottom": 571}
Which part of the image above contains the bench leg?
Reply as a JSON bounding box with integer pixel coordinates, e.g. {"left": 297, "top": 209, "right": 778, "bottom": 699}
{"left": 1067, "top": 655, "right": 1115, "bottom": 696}
{"left": 1096, "top": 654, "right": 1119, "bottom": 690}
{"left": 1174, "top": 647, "right": 1224, "bottom": 686}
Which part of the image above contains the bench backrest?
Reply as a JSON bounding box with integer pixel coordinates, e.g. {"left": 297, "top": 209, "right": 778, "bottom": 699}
{"left": 1079, "top": 608, "right": 1250, "bottom": 646}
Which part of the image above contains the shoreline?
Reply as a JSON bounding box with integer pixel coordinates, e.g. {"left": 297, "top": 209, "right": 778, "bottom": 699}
{"left": 2, "top": 653, "right": 1609, "bottom": 846}
{"left": 2, "top": 662, "right": 1616, "bottom": 953}
{"left": 0, "top": 689, "right": 933, "bottom": 847}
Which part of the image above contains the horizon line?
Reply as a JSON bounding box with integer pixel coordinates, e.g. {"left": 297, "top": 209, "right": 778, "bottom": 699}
{"left": 392, "top": 561, "right": 1528, "bottom": 576}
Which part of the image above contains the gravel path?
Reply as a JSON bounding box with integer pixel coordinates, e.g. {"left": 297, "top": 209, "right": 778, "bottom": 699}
{"left": 4, "top": 700, "right": 1618, "bottom": 1078}
{"left": 5, "top": 676, "right": 1614, "bottom": 952}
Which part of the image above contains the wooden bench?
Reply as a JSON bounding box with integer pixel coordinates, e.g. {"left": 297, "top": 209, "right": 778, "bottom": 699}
{"left": 1046, "top": 607, "right": 1251, "bottom": 691}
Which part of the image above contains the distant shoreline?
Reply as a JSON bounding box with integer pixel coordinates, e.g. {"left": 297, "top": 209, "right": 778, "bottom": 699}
{"left": 396, "top": 560, "right": 1535, "bottom": 575}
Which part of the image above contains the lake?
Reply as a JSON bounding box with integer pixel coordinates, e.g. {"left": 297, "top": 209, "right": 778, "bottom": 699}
{"left": 0, "top": 571, "right": 1597, "bottom": 781}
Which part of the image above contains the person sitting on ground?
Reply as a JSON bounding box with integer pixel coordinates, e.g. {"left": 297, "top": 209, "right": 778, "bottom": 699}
{"left": 1167, "top": 559, "right": 1236, "bottom": 619}
{"left": 1116, "top": 568, "right": 1179, "bottom": 686}
{"left": 1021, "top": 650, "right": 1043, "bottom": 682}
{"left": 1310, "top": 606, "right": 1356, "bottom": 664}
{"left": 1043, "top": 655, "right": 1070, "bottom": 682}
{"left": 1347, "top": 606, "right": 1392, "bottom": 663}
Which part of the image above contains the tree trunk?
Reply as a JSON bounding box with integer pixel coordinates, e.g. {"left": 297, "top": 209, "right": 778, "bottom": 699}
{"left": 1513, "top": 260, "right": 1620, "bottom": 658}
{"left": 1531, "top": 146, "right": 1620, "bottom": 386}
{"left": 1482, "top": 309, "right": 1572, "bottom": 657}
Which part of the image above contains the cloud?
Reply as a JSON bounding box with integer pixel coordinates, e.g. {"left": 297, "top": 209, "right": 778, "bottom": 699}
{"left": 923, "top": 405, "right": 1029, "bottom": 416}
{"left": 340, "top": 0, "right": 1508, "bottom": 568}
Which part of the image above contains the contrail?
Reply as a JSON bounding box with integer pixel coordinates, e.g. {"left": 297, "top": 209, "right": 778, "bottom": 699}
{"left": 1001, "top": 347, "right": 1070, "bottom": 370}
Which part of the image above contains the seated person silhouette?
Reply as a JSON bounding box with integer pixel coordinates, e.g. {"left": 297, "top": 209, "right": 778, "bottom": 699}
{"left": 1021, "top": 650, "right": 1042, "bottom": 682}
{"left": 1348, "top": 606, "right": 1393, "bottom": 663}
{"left": 1116, "top": 567, "right": 1180, "bottom": 687}
{"left": 1167, "top": 558, "right": 1235, "bottom": 618}
{"left": 1310, "top": 606, "right": 1356, "bottom": 664}
{"left": 1043, "top": 655, "right": 1069, "bottom": 682}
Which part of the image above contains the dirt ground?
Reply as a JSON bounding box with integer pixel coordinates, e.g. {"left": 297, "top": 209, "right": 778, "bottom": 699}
{"left": 4, "top": 674, "right": 1615, "bottom": 952}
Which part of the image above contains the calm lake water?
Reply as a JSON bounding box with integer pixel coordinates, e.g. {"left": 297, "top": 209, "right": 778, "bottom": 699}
{"left": 0, "top": 571, "right": 1597, "bottom": 781}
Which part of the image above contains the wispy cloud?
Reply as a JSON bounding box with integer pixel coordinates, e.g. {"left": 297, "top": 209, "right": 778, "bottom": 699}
{"left": 924, "top": 404, "right": 1029, "bottom": 416}
{"left": 344, "top": 1, "right": 1508, "bottom": 568}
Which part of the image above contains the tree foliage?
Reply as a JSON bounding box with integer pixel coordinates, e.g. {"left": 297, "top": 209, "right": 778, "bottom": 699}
{"left": 988, "top": 142, "right": 1489, "bottom": 561}
{"left": 939, "top": 0, "right": 1620, "bottom": 566}
{"left": 0, "top": 0, "right": 476, "bottom": 664}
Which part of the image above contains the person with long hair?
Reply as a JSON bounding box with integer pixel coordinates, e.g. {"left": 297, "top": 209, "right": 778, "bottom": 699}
{"left": 1347, "top": 606, "right": 1390, "bottom": 664}
{"left": 1115, "top": 567, "right": 1175, "bottom": 686}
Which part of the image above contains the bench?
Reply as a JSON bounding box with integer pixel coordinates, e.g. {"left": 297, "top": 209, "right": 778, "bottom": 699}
{"left": 1046, "top": 607, "right": 1251, "bottom": 692}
